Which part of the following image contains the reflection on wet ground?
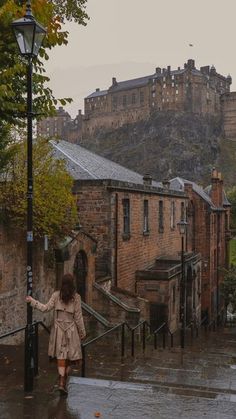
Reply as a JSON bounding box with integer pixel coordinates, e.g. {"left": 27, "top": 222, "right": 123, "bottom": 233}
{"left": 1, "top": 327, "right": 236, "bottom": 418}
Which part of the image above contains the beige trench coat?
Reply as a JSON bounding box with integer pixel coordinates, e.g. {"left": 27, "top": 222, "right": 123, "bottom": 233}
{"left": 30, "top": 291, "right": 86, "bottom": 360}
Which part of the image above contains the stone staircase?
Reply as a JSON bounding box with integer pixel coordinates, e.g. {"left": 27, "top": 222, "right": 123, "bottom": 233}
{"left": 81, "top": 326, "right": 236, "bottom": 394}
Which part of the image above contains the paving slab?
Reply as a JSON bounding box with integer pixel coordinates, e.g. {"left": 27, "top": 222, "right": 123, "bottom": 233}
{"left": 67, "top": 377, "right": 236, "bottom": 419}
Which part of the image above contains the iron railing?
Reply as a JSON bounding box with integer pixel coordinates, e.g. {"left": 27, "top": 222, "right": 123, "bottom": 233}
{"left": 153, "top": 322, "right": 174, "bottom": 350}
{"left": 0, "top": 311, "right": 226, "bottom": 389}
{"left": 0, "top": 320, "right": 50, "bottom": 391}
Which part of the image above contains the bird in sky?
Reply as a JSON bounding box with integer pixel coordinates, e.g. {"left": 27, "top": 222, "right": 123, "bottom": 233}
{"left": 189, "top": 43, "right": 193, "bottom": 47}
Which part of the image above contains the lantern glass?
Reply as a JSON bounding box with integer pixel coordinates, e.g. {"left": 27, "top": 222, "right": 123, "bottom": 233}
{"left": 177, "top": 221, "right": 188, "bottom": 236}
{"left": 12, "top": 17, "right": 46, "bottom": 57}
{"left": 33, "top": 25, "right": 46, "bottom": 56}
{"left": 13, "top": 23, "right": 35, "bottom": 55}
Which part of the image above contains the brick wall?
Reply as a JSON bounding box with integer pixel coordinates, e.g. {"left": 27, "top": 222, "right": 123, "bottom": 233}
{"left": 184, "top": 180, "right": 227, "bottom": 318}
{"left": 221, "top": 92, "right": 236, "bottom": 139}
{"left": 74, "top": 180, "right": 188, "bottom": 294}
{"left": 113, "top": 190, "right": 187, "bottom": 292}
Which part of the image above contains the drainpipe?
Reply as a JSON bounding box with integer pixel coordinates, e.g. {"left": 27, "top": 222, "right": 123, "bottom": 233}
{"left": 114, "top": 193, "right": 118, "bottom": 287}
{"left": 216, "top": 213, "right": 220, "bottom": 325}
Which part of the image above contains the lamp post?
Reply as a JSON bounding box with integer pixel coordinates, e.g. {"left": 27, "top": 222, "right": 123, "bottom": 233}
{"left": 177, "top": 220, "right": 188, "bottom": 349}
{"left": 12, "top": 0, "right": 46, "bottom": 392}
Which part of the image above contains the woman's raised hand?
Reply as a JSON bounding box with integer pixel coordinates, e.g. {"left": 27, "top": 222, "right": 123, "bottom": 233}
{"left": 26, "top": 296, "right": 32, "bottom": 303}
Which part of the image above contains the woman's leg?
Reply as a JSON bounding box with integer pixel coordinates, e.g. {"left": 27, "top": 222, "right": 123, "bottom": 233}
{"left": 57, "top": 359, "right": 67, "bottom": 394}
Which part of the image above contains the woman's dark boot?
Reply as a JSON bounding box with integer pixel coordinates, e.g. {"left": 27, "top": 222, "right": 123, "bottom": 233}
{"left": 59, "top": 375, "right": 68, "bottom": 395}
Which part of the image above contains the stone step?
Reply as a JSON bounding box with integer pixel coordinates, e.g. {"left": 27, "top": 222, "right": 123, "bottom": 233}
{"left": 66, "top": 377, "right": 236, "bottom": 419}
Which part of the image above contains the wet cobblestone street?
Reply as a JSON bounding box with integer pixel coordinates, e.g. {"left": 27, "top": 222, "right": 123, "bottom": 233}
{"left": 1, "top": 327, "right": 236, "bottom": 418}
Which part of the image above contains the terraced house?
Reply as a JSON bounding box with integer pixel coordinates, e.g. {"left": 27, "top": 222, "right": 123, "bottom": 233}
{"left": 0, "top": 141, "right": 230, "bottom": 338}
{"left": 51, "top": 141, "right": 230, "bottom": 331}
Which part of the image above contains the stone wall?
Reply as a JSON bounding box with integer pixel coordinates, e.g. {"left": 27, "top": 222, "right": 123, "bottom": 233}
{"left": 92, "top": 284, "right": 140, "bottom": 327}
{"left": 221, "top": 92, "right": 236, "bottom": 139}
{"left": 0, "top": 225, "right": 56, "bottom": 344}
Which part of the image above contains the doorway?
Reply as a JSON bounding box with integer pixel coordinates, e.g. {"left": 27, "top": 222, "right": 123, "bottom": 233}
{"left": 73, "top": 250, "right": 88, "bottom": 301}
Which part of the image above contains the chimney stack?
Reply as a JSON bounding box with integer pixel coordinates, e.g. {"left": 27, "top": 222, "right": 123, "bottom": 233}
{"left": 211, "top": 168, "right": 223, "bottom": 207}
{"left": 143, "top": 174, "right": 152, "bottom": 186}
{"left": 162, "top": 179, "right": 170, "bottom": 190}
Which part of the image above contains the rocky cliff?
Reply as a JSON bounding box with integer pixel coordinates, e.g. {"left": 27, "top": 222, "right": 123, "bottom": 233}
{"left": 80, "top": 111, "right": 235, "bottom": 187}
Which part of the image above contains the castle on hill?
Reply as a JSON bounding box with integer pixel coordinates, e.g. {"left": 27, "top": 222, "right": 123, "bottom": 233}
{"left": 37, "top": 59, "right": 236, "bottom": 142}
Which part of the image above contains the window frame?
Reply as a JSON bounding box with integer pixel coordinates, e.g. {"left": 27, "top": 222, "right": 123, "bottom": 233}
{"left": 158, "top": 200, "right": 164, "bottom": 233}
{"left": 143, "top": 199, "right": 149, "bottom": 234}
{"left": 122, "top": 198, "right": 131, "bottom": 239}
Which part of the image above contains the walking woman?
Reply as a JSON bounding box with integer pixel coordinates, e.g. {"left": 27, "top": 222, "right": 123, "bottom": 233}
{"left": 26, "top": 273, "right": 86, "bottom": 395}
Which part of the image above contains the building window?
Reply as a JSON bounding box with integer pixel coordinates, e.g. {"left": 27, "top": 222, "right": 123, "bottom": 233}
{"left": 181, "top": 202, "right": 185, "bottom": 221}
{"left": 112, "top": 96, "right": 117, "bottom": 110}
{"left": 123, "top": 95, "right": 127, "bottom": 107}
{"left": 163, "top": 83, "right": 166, "bottom": 88}
{"left": 152, "top": 92, "right": 156, "bottom": 98}
{"left": 172, "top": 82, "right": 175, "bottom": 87}
{"left": 158, "top": 200, "right": 164, "bottom": 232}
{"left": 170, "top": 201, "right": 175, "bottom": 229}
{"left": 122, "top": 199, "right": 130, "bottom": 237}
{"left": 143, "top": 200, "right": 149, "bottom": 233}
{"left": 140, "top": 91, "right": 144, "bottom": 103}
{"left": 176, "top": 89, "right": 179, "bottom": 95}
{"left": 132, "top": 93, "right": 136, "bottom": 104}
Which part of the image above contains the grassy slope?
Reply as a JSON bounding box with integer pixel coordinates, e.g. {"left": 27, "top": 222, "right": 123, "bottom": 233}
{"left": 230, "top": 239, "right": 236, "bottom": 266}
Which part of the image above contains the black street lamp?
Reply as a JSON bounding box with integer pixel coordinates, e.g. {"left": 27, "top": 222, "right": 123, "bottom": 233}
{"left": 12, "top": 0, "right": 46, "bottom": 392}
{"left": 177, "top": 220, "right": 188, "bottom": 349}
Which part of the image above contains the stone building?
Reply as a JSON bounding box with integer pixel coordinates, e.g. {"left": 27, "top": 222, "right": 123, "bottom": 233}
{"left": 82, "top": 59, "right": 231, "bottom": 136}
{"left": 170, "top": 170, "right": 231, "bottom": 322}
{"left": 51, "top": 140, "right": 231, "bottom": 331}
{"left": 36, "top": 59, "right": 234, "bottom": 143}
{"left": 37, "top": 106, "right": 72, "bottom": 140}
{"left": 0, "top": 141, "right": 230, "bottom": 340}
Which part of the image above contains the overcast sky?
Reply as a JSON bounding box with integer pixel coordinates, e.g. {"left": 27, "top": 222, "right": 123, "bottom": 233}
{"left": 45, "top": 0, "right": 236, "bottom": 118}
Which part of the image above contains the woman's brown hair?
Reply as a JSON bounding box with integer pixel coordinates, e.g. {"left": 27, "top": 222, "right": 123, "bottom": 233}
{"left": 60, "top": 273, "right": 76, "bottom": 304}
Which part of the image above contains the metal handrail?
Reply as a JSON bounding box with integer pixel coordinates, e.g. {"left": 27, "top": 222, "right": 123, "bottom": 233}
{"left": 0, "top": 325, "right": 26, "bottom": 340}
{"left": 153, "top": 322, "right": 174, "bottom": 349}
{"left": 0, "top": 320, "right": 50, "bottom": 341}
{"left": 81, "top": 320, "right": 152, "bottom": 376}
{"left": 81, "top": 322, "right": 125, "bottom": 377}
{"left": 127, "top": 320, "right": 151, "bottom": 357}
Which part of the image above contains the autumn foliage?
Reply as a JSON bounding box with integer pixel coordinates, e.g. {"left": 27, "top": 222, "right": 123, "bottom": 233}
{"left": 0, "top": 138, "right": 78, "bottom": 241}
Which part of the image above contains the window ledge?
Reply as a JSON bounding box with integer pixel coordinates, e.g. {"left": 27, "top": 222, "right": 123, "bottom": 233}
{"left": 143, "top": 231, "right": 150, "bottom": 236}
{"left": 122, "top": 233, "right": 131, "bottom": 241}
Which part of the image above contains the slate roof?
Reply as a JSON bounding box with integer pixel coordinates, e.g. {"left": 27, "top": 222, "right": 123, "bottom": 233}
{"left": 85, "top": 66, "right": 205, "bottom": 98}
{"left": 109, "top": 75, "right": 154, "bottom": 93}
{"left": 169, "top": 177, "right": 215, "bottom": 207}
{"left": 51, "top": 140, "right": 162, "bottom": 187}
{"left": 204, "top": 185, "right": 231, "bottom": 207}
{"left": 86, "top": 89, "right": 108, "bottom": 99}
